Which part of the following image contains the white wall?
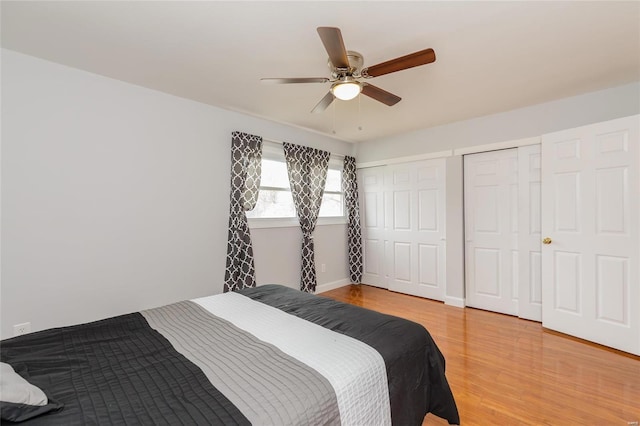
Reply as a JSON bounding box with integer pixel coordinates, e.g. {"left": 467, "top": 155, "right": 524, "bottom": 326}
{"left": 356, "top": 81, "right": 640, "bottom": 303}
{"left": 444, "top": 156, "right": 464, "bottom": 304}
{"left": 252, "top": 224, "right": 349, "bottom": 292}
{"left": 357, "top": 81, "right": 640, "bottom": 163}
{"left": 0, "top": 49, "right": 354, "bottom": 339}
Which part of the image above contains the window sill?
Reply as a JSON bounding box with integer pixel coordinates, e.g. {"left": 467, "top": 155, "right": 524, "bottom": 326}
{"left": 248, "top": 216, "right": 347, "bottom": 229}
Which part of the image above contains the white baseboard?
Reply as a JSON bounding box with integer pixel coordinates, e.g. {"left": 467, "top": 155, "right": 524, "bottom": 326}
{"left": 315, "top": 278, "right": 351, "bottom": 294}
{"left": 445, "top": 296, "right": 465, "bottom": 308}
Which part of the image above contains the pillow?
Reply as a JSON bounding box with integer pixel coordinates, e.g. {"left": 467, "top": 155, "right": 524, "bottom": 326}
{"left": 0, "top": 362, "right": 63, "bottom": 422}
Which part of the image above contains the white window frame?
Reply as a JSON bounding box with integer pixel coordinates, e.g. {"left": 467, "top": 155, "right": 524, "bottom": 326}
{"left": 247, "top": 143, "right": 347, "bottom": 229}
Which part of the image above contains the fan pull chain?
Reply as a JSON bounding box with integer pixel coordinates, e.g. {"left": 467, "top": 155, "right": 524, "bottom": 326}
{"left": 358, "top": 93, "right": 363, "bottom": 131}
{"left": 332, "top": 100, "right": 336, "bottom": 134}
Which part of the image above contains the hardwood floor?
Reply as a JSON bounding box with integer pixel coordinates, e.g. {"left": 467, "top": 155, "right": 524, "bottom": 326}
{"left": 321, "top": 284, "right": 640, "bottom": 425}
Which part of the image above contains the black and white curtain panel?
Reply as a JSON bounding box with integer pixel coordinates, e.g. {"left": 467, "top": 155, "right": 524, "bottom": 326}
{"left": 283, "top": 142, "right": 330, "bottom": 293}
{"left": 343, "top": 156, "right": 363, "bottom": 283}
{"left": 224, "top": 131, "right": 262, "bottom": 293}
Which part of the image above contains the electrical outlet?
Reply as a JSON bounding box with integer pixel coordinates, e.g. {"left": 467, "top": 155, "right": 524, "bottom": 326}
{"left": 13, "top": 322, "right": 31, "bottom": 336}
{"left": 321, "top": 264, "right": 326, "bottom": 273}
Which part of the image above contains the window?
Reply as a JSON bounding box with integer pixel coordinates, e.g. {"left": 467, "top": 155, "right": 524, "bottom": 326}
{"left": 246, "top": 145, "right": 345, "bottom": 227}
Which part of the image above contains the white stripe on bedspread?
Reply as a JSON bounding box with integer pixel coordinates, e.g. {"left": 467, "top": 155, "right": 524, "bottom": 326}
{"left": 194, "top": 292, "right": 392, "bottom": 426}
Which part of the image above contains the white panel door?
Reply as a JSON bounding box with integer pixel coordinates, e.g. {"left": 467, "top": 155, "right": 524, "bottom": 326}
{"left": 518, "top": 144, "right": 543, "bottom": 321}
{"left": 386, "top": 159, "right": 447, "bottom": 301}
{"left": 541, "top": 115, "right": 640, "bottom": 355}
{"left": 465, "top": 149, "right": 519, "bottom": 315}
{"left": 359, "top": 166, "right": 388, "bottom": 288}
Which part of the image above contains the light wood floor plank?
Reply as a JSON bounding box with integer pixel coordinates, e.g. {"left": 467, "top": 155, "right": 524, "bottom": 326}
{"left": 321, "top": 284, "right": 640, "bottom": 425}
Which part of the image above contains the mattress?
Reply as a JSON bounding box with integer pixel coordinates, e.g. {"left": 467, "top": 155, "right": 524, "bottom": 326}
{"left": 1, "top": 284, "right": 459, "bottom": 425}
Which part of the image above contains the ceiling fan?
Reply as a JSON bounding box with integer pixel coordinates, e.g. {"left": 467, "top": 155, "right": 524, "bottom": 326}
{"left": 261, "top": 27, "right": 436, "bottom": 113}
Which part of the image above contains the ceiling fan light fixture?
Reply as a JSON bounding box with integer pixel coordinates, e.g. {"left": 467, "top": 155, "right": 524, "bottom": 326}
{"left": 331, "top": 81, "right": 362, "bottom": 101}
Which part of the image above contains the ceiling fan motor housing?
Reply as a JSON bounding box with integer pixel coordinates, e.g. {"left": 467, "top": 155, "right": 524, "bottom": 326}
{"left": 329, "top": 50, "right": 364, "bottom": 79}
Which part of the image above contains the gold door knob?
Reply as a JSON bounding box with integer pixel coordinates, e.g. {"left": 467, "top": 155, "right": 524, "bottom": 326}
{"left": 542, "top": 237, "right": 552, "bottom": 245}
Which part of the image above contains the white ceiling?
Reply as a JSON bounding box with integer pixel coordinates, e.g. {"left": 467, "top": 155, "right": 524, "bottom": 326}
{"left": 2, "top": 1, "right": 639, "bottom": 143}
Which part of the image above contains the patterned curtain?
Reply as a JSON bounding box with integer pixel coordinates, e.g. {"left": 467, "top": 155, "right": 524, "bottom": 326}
{"left": 343, "top": 156, "right": 363, "bottom": 283}
{"left": 283, "top": 142, "right": 331, "bottom": 293}
{"left": 223, "top": 132, "right": 263, "bottom": 292}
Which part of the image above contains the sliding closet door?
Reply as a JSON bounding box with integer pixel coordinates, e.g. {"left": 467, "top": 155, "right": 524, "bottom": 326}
{"left": 386, "top": 159, "right": 447, "bottom": 301}
{"left": 464, "top": 149, "right": 519, "bottom": 315}
{"left": 359, "top": 166, "right": 388, "bottom": 288}
{"left": 541, "top": 115, "right": 640, "bottom": 355}
{"left": 518, "top": 144, "right": 542, "bottom": 321}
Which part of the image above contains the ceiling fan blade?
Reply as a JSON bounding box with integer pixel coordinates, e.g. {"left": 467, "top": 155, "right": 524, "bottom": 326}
{"left": 317, "top": 27, "right": 350, "bottom": 69}
{"left": 363, "top": 48, "right": 436, "bottom": 78}
{"left": 261, "top": 77, "right": 329, "bottom": 84}
{"left": 311, "top": 92, "right": 335, "bottom": 113}
{"left": 361, "top": 83, "right": 401, "bottom": 106}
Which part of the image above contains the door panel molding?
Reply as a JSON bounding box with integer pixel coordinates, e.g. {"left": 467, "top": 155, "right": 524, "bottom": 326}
{"left": 464, "top": 149, "right": 519, "bottom": 316}
{"left": 360, "top": 159, "right": 447, "bottom": 301}
{"left": 518, "top": 144, "right": 542, "bottom": 321}
{"left": 541, "top": 114, "right": 639, "bottom": 355}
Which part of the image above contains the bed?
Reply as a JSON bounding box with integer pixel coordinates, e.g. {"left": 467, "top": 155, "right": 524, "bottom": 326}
{"left": 1, "top": 284, "right": 459, "bottom": 425}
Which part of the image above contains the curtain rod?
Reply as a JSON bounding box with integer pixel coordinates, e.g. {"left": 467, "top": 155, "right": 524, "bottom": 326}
{"left": 262, "top": 137, "right": 346, "bottom": 160}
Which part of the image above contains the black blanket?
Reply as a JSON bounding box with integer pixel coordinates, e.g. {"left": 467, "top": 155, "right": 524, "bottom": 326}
{"left": 239, "top": 285, "right": 460, "bottom": 425}
{"left": 1, "top": 313, "right": 250, "bottom": 425}
{"left": 1, "top": 285, "right": 459, "bottom": 425}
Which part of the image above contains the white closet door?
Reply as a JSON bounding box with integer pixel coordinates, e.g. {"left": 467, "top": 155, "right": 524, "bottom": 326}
{"left": 386, "top": 159, "right": 447, "bottom": 301}
{"left": 359, "top": 166, "right": 388, "bottom": 288}
{"left": 518, "top": 144, "right": 543, "bottom": 321}
{"left": 464, "top": 149, "right": 519, "bottom": 316}
{"left": 541, "top": 115, "right": 640, "bottom": 355}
